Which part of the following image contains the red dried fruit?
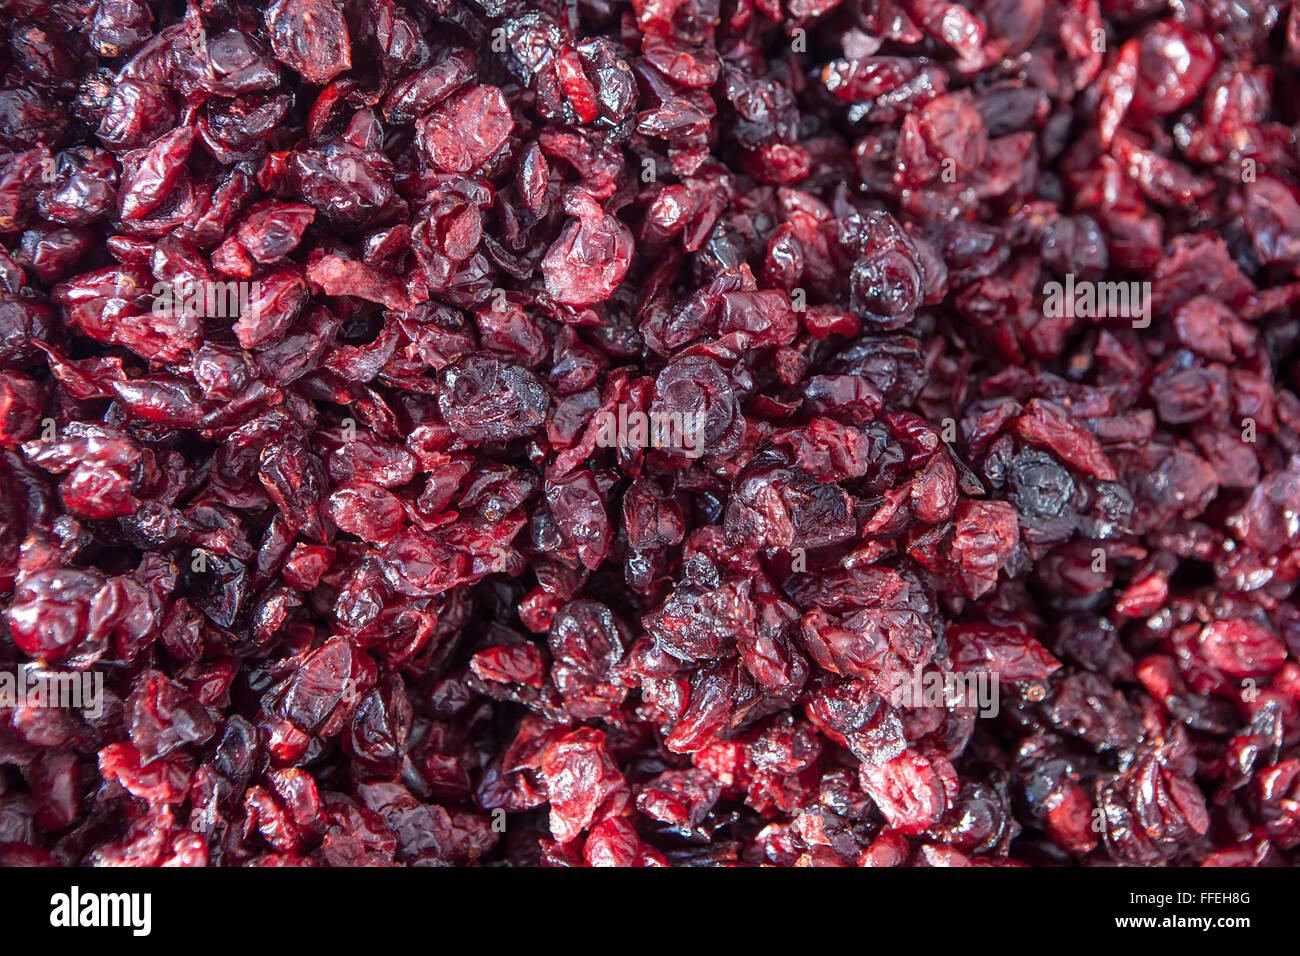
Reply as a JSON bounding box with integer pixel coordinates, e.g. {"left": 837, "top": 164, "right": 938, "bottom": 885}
{"left": 950, "top": 500, "right": 1020, "bottom": 598}
{"left": 1133, "top": 21, "right": 1218, "bottom": 116}
{"left": 438, "top": 355, "right": 550, "bottom": 443}
{"left": 264, "top": 0, "right": 352, "bottom": 86}
{"left": 859, "top": 751, "right": 950, "bottom": 836}
{"left": 946, "top": 623, "right": 1062, "bottom": 683}
{"left": 0, "top": 0, "right": 1292, "bottom": 874}
{"left": 470, "top": 644, "right": 547, "bottom": 689}
{"left": 1013, "top": 399, "right": 1117, "bottom": 481}
{"left": 1199, "top": 620, "right": 1288, "bottom": 679}
{"left": 417, "top": 85, "right": 513, "bottom": 175}
{"left": 541, "top": 192, "right": 633, "bottom": 307}
{"left": 539, "top": 728, "right": 624, "bottom": 845}
{"left": 117, "top": 125, "right": 194, "bottom": 220}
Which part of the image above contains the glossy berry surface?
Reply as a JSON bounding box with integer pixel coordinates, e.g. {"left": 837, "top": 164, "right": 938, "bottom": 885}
{"left": 0, "top": 0, "right": 1299, "bottom": 868}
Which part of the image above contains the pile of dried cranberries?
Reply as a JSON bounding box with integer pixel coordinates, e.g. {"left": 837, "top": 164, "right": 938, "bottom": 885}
{"left": 1, "top": 0, "right": 1299, "bottom": 867}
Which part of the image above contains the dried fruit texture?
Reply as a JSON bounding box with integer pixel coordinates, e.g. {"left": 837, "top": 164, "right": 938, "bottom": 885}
{"left": 264, "top": 0, "right": 352, "bottom": 86}
{"left": 417, "top": 86, "right": 513, "bottom": 175}
{"left": 0, "top": 0, "right": 1297, "bottom": 871}
{"left": 541, "top": 192, "right": 633, "bottom": 307}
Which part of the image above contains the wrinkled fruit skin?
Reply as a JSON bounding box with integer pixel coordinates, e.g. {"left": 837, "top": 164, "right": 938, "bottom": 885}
{"left": 0, "top": 0, "right": 1298, "bottom": 870}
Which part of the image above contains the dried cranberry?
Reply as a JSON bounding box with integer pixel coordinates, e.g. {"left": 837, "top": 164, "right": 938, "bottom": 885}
{"left": 0, "top": 0, "right": 1292, "bottom": 874}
